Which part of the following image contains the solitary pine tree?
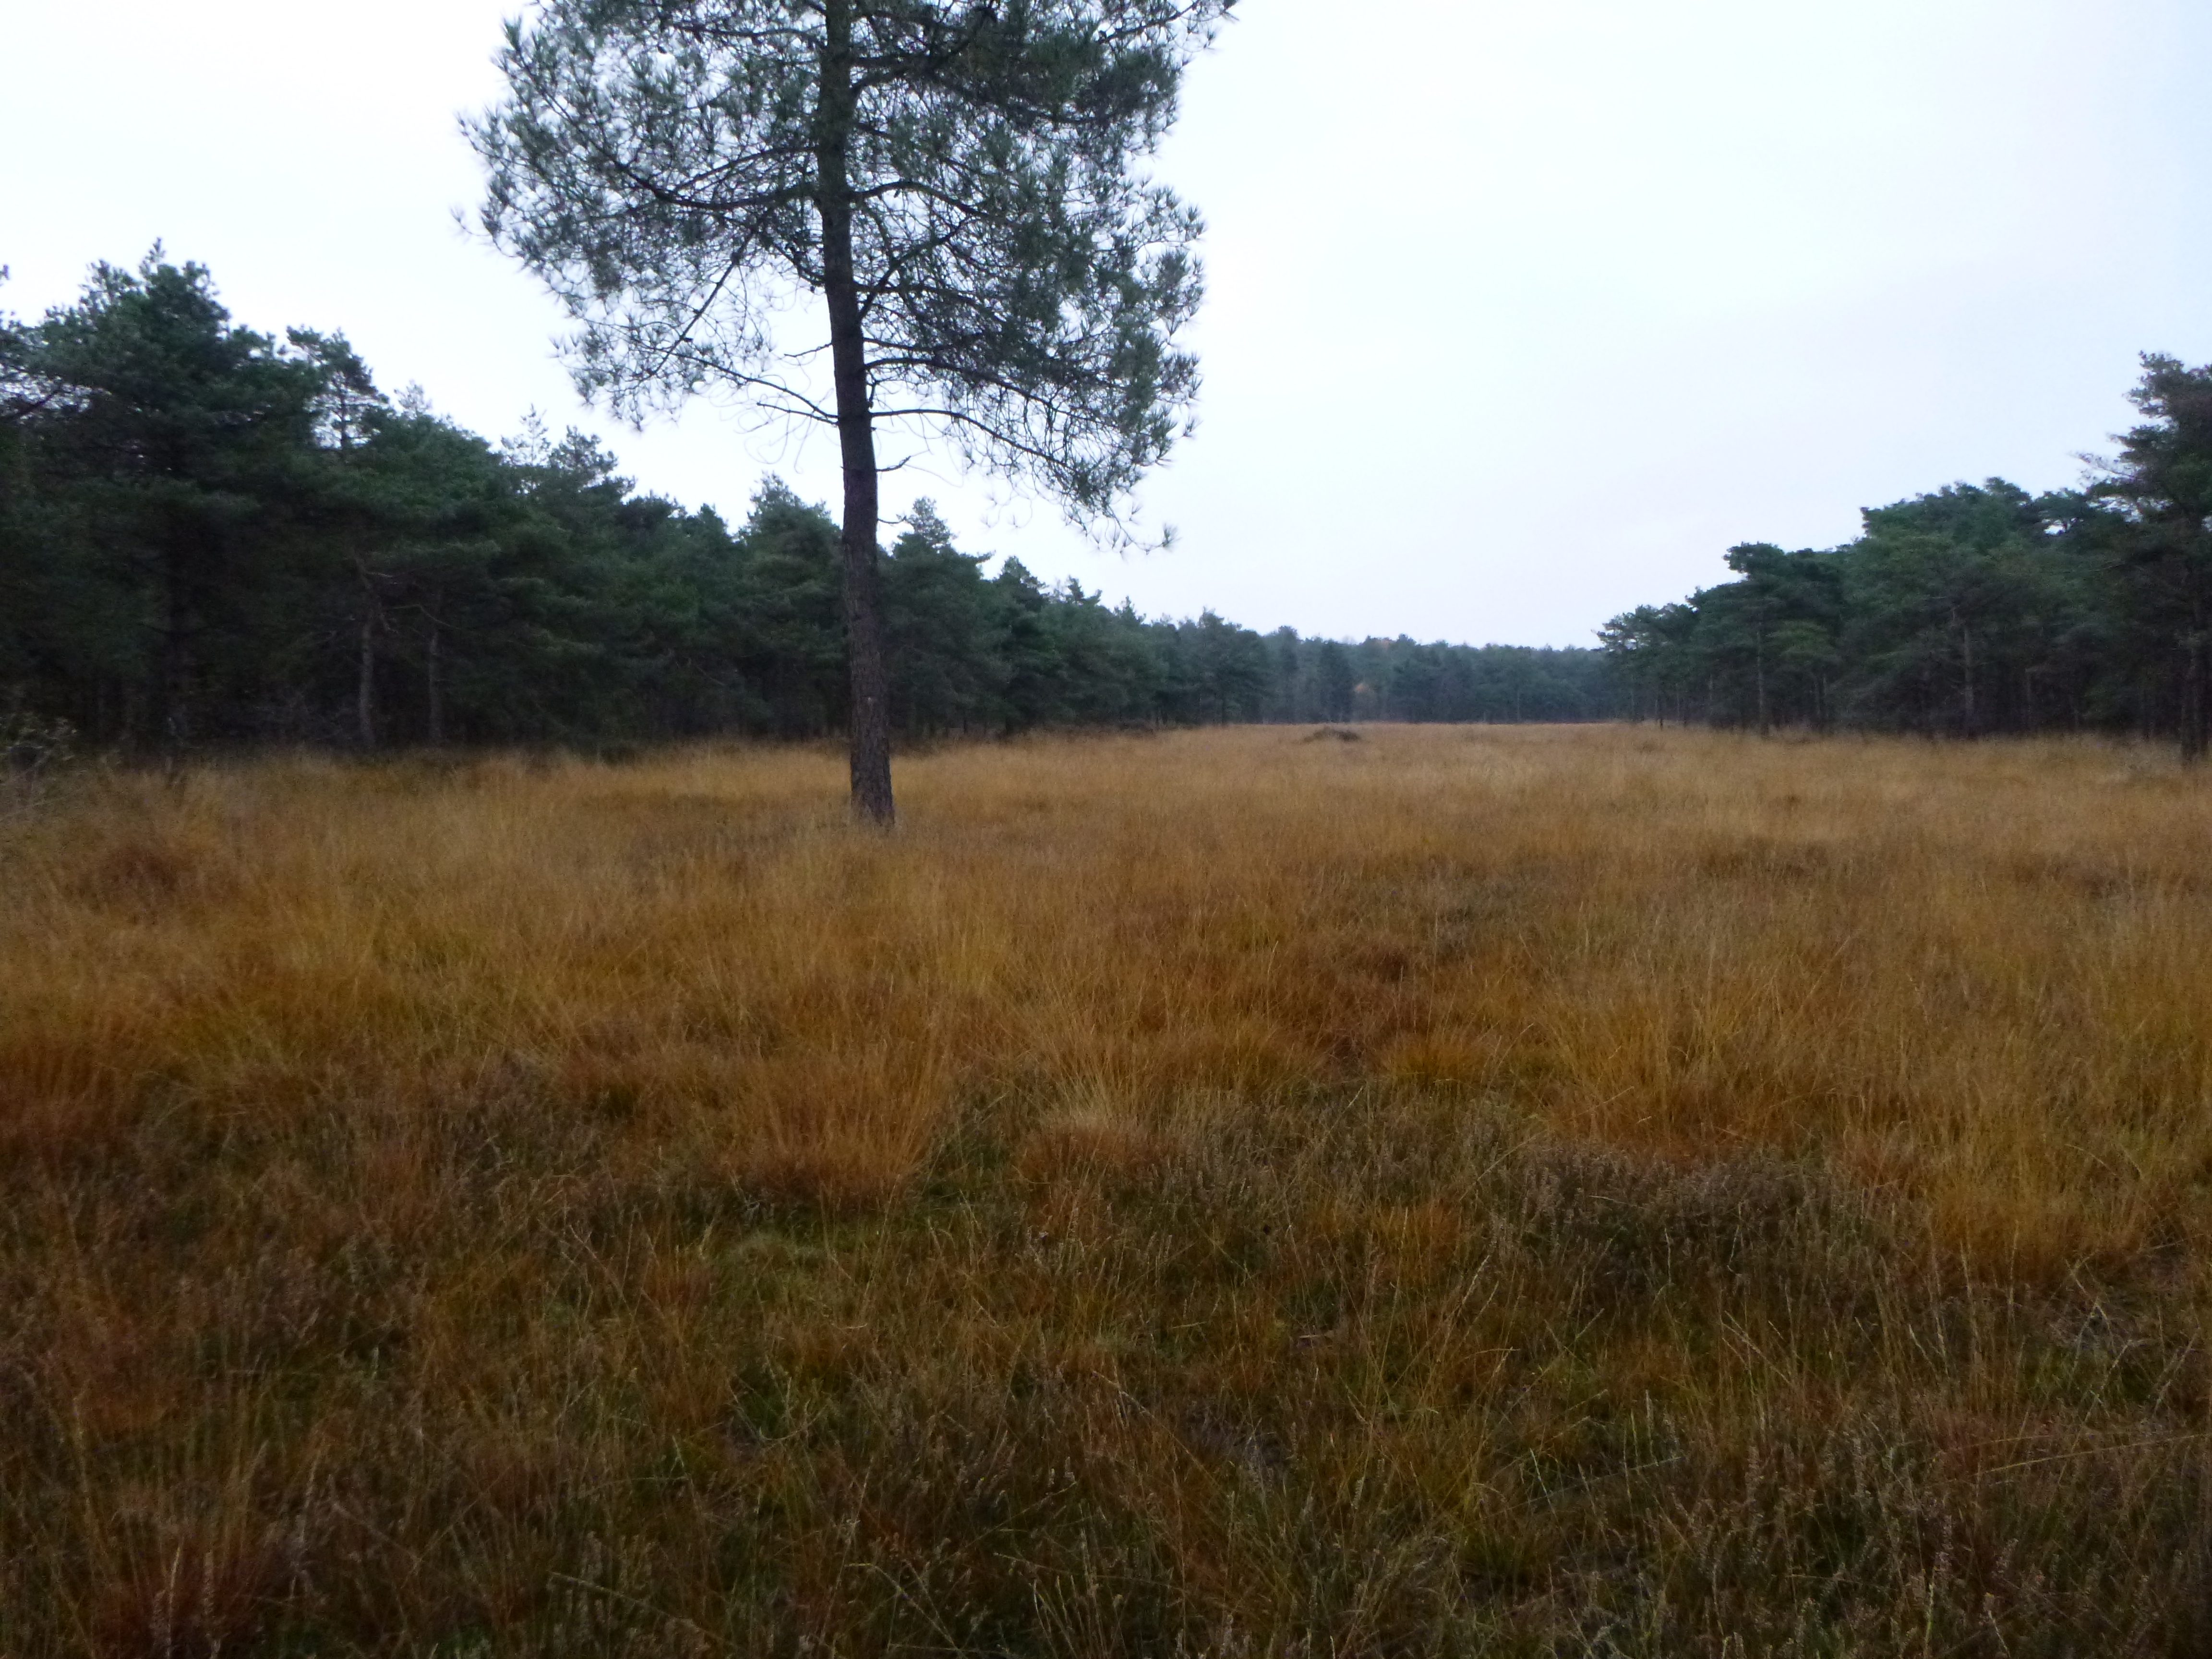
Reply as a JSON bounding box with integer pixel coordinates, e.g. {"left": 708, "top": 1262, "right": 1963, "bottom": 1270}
{"left": 470, "top": 0, "right": 1231, "bottom": 821}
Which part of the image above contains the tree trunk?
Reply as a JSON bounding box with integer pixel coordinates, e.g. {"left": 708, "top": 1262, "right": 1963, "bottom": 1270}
{"left": 817, "top": 0, "right": 895, "bottom": 825}
{"left": 425, "top": 609, "right": 445, "bottom": 747}
{"left": 1753, "top": 626, "right": 1769, "bottom": 736}
{"left": 2183, "top": 628, "right": 2208, "bottom": 765}
{"left": 159, "top": 537, "right": 191, "bottom": 764}
{"left": 356, "top": 594, "right": 379, "bottom": 750}
{"left": 1959, "top": 621, "right": 1976, "bottom": 738}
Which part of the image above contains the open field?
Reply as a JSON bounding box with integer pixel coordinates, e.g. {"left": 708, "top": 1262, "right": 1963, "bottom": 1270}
{"left": 2, "top": 724, "right": 2210, "bottom": 1655}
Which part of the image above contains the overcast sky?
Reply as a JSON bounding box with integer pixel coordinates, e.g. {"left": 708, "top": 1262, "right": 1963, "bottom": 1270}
{"left": 7, "top": 0, "right": 2212, "bottom": 645}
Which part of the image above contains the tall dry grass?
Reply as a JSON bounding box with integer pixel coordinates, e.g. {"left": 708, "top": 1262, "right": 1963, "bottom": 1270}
{"left": 1, "top": 725, "right": 2208, "bottom": 1654}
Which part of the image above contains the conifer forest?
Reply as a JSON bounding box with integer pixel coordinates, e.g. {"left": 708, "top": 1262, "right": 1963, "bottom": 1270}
{"left": 11, "top": 252, "right": 2212, "bottom": 761}
{"left": 0, "top": 255, "right": 1611, "bottom": 755}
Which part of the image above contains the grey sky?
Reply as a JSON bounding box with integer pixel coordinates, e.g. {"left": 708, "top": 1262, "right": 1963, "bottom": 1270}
{"left": 6, "top": 0, "right": 2211, "bottom": 645}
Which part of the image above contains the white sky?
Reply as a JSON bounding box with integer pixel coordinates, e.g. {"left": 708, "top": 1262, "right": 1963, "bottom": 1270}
{"left": 6, "top": 0, "right": 2211, "bottom": 646}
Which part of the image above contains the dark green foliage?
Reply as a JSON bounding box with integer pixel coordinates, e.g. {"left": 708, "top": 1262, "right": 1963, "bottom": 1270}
{"left": 2089, "top": 354, "right": 2212, "bottom": 758}
{"left": 467, "top": 0, "right": 1227, "bottom": 529}
{"left": 1603, "top": 490, "right": 2110, "bottom": 740}
{"left": 468, "top": 0, "right": 1240, "bottom": 819}
{"left": 1605, "top": 353, "right": 2212, "bottom": 754}
{"left": 1, "top": 254, "right": 1619, "bottom": 754}
{"left": 883, "top": 504, "right": 1003, "bottom": 736}
{"left": 0, "top": 253, "right": 328, "bottom": 747}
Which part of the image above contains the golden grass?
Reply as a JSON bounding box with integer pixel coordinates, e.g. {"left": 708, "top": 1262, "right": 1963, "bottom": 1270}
{"left": 2, "top": 725, "right": 2209, "bottom": 1653}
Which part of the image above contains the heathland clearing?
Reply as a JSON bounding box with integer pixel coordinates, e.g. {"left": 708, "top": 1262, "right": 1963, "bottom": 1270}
{"left": 2, "top": 726, "right": 2209, "bottom": 1653}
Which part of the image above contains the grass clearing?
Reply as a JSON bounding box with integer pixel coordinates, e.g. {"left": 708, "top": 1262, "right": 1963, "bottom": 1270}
{"left": 2, "top": 725, "right": 2209, "bottom": 1654}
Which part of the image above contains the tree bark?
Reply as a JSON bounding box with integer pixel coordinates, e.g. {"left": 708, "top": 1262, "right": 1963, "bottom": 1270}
{"left": 1753, "top": 625, "right": 1769, "bottom": 736}
{"left": 2183, "top": 625, "right": 2208, "bottom": 765}
{"left": 1959, "top": 620, "right": 1977, "bottom": 738}
{"left": 159, "top": 536, "right": 190, "bottom": 762}
{"left": 356, "top": 586, "right": 379, "bottom": 750}
{"left": 817, "top": 0, "right": 895, "bottom": 825}
{"left": 425, "top": 608, "right": 445, "bottom": 747}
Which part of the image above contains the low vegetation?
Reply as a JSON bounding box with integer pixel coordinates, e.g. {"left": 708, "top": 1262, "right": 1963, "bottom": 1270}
{"left": 3, "top": 725, "right": 2208, "bottom": 1654}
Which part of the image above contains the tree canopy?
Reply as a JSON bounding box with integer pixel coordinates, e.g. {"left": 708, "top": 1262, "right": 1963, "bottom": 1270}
{"left": 0, "top": 252, "right": 1615, "bottom": 757}
{"left": 470, "top": 0, "right": 1234, "bottom": 820}
{"left": 26, "top": 259, "right": 2210, "bottom": 760}
{"left": 1600, "top": 354, "right": 2212, "bottom": 756}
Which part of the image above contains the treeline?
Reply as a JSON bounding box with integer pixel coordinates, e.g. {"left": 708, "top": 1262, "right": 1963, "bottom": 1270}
{"left": 0, "top": 253, "right": 1615, "bottom": 751}
{"left": 1602, "top": 355, "right": 2212, "bottom": 757}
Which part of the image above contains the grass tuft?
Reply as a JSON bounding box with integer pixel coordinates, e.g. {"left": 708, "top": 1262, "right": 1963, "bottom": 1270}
{"left": 1, "top": 726, "right": 2209, "bottom": 1653}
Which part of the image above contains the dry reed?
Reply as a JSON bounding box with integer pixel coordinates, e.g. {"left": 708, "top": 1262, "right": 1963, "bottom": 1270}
{"left": 1, "top": 725, "right": 2207, "bottom": 1654}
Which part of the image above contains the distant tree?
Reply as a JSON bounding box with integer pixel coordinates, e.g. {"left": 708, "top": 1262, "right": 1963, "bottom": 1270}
{"left": 1049, "top": 584, "right": 1163, "bottom": 724}
{"left": 340, "top": 410, "right": 514, "bottom": 746}
{"left": 1598, "top": 604, "right": 1682, "bottom": 723}
{"left": 882, "top": 501, "right": 1001, "bottom": 735}
{"left": 0, "top": 281, "right": 74, "bottom": 708}
{"left": 470, "top": 0, "right": 1233, "bottom": 822}
{"left": 1181, "top": 610, "right": 1267, "bottom": 721}
{"left": 2092, "top": 355, "right": 2212, "bottom": 760}
{"left": 1704, "top": 543, "right": 1840, "bottom": 734}
{"left": 1600, "top": 481, "right": 2113, "bottom": 742}
{"left": 4, "top": 251, "right": 1639, "bottom": 755}
{"left": 1384, "top": 637, "right": 1443, "bottom": 721}
{"left": 731, "top": 481, "right": 848, "bottom": 736}
{"left": 992, "top": 556, "right": 1061, "bottom": 728}
{"left": 1841, "top": 482, "right": 2063, "bottom": 736}
{"left": 0, "top": 253, "right": 325, "bottom": 749}
{"left": 1312, "top": 637, "right": 1356, "bottom": 722}
{"left": 286, "top": 331, "right": 388, "bottom": 745}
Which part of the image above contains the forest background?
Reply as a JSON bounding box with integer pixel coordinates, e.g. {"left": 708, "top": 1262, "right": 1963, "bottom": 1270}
{"left": 4, "top": 252, "right": 2211, "bottom": 756}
